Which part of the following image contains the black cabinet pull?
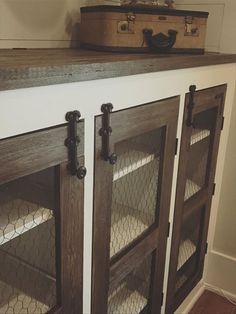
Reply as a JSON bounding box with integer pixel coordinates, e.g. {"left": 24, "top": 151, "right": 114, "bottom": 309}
{"left": 65, "top": 110, "right": 87, "bottom": 179}
{"left": 186, "top": 85, "right": 196, "bottom": 127}
{"left": 99, "top": 103, "right": 117, "bottom": 165}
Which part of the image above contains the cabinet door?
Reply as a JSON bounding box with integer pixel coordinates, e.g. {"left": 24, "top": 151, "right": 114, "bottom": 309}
{"left": 166, "top": 84, "right": 226, "bottom": 313}
{"left": 93, "top": 97, "right": 179, "bottom": 314}
{"left": 0, "top": 121, "right": 84, "bottom": 314}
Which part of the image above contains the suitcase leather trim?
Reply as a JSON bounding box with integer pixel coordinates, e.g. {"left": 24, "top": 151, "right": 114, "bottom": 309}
{"left": 81, "top": 5, "right": 209, "bottom": 18}
{"left": 80, "top": 43, "right": 205, "bottom": 54}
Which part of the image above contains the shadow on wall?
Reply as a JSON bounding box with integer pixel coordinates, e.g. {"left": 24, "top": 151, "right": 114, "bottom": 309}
{"left": 65, "top": 11, "right": 81, "bottom": 48}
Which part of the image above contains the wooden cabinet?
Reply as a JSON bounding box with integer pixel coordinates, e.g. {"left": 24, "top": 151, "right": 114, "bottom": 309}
{"left": 92, "top": 97, "right": 179, "bottom": 314}
{"left": 0, "top": 121, "right": 85, "bottom": 314}
{"left": 0, "top": 83, "right": 229, "bottom": 314}
{"left": 166, "top": 84, "right": 227, "bottom": 313}
{"left": 0, "top": 54, "right": 235, "bottom": 314}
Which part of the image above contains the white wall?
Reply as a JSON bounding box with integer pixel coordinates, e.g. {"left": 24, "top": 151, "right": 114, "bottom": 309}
{"left": 2, "top": 0, "right": 236, "bottom": 50}
{"left": 0, "top": 0, "right": 86, "bottom": 48}
{"left": 213, "top": 99, "right": 236, "bottom": 258}
{"left": 175, "top": 0, "right": 236, "bottom": 53}
{"left": 175, "top": 0, "right": 225, "bottom": 52}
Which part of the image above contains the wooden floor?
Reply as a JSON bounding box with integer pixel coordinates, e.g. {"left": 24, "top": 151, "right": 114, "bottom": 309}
{"left": 189, "top": 290, "right": 236, "bottom": 314}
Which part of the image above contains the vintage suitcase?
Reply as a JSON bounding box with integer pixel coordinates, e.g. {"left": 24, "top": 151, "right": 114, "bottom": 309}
{"left": 79, "top": 5, "right": 209, "bottom": 53}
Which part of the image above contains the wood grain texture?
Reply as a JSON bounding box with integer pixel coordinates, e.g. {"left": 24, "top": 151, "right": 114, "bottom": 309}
{"left": 92, "top": 116, "right": 113, "bottom": 314}
{"left": 0, "top": 49, "right": 236, "bottom": 91}
{"left": 0, "top": 248, "right": 55, "bottom": 306}
{"left": 0, "top": 122, "right": 84, "bottom": 313}
{"left": 190, "top": 290, "right": 236, "bottom": 314}
{"left": 150, "top": 113, "right": 179, "bottom": 314}
{"left": 109, "top": 228, "right": 159, "bottom": 293}
{"left": 0, "top": 122, "right": 84, "bottom": 185}
{"left": 92, "top": 97, "right": 179, "bottom": 314}
{"left": 59, "top": 160, "right": 84, "bottom": 314}
{"left": 166, "top": 85, "right": 227, "bottom": 314}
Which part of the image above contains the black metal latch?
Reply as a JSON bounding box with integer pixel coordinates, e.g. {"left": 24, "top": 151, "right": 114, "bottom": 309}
{"left": 99, "top": 103, "right": 117, "bottom": 165}
{"left": 65, "top": 110, "right": 87, "bottom": 179}
{"left": 187, "top": 85, "right": 196, "bottom": 127}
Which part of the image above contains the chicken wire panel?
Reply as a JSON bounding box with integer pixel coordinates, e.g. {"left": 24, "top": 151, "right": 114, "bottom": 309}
{"left": 0, "top": 167, "right": 57, "bottom": 313}
{"left": 175, "top": 207, "right": 204, "bottom": 292}
{"left": 108, "top": 254, "right": 152, "bottom": 314}
{"left": 184, "top": 108, "right": 217, "bottom": 201}
{"left": 110, "top": 128, "right": 164, "bottom": 257}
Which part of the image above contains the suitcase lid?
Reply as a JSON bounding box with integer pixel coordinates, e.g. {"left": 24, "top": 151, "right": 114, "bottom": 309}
{"left": 80, "top": 5, "right": 209, "bottom": 18}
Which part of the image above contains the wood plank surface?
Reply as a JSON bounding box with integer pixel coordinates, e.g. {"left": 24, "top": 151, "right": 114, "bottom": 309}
{"left": 190, "top": 290, "right": 236, "bottom": 314}
{"left": 0, "top": 49, "right": 236, "bottom": 91}
{"left": 0, "top": 123, "right": 84, "bottom": 184}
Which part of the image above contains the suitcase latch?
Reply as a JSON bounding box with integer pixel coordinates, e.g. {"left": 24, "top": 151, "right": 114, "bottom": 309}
{"left": 184, "top": 16, "right": 199, "bottom": 36}
{"left": 127, "top": 13, "right": 136, "bottom": 22}
{"left": 117, "top": 13, "right": 136, "bottom": 34}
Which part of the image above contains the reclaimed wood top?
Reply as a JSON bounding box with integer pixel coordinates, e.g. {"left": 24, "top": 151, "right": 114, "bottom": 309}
{"left": 0, "top": 48, "right": 236, "bottom": 91}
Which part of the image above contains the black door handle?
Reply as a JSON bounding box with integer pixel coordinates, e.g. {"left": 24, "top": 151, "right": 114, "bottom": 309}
{"left": 143, "top": 29, "right": 178, "bottom": 52}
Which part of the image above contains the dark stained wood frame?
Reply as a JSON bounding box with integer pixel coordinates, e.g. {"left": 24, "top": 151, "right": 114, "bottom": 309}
{"left": 81, "top": 5, "right": 209, "bottom": 17}
{"left": 0, "top": 123, "right": 84, "bottom": 314}
{"left": 92, "top": 97, "right": 179, "bottom": 314}
{"left": 166, "top": 84, "right": 227, "bottom": 314}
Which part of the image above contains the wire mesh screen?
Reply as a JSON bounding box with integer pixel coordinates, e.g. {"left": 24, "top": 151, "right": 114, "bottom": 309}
{"left": 184, "top": 108, "right": 217, "bottom": 201}
{"left": 175, "top": 207, "right": 204, "bottom": 292}
{"left": 110, "top": 128, "right": 164, "bottom": 257}
{"left": 0, "top": 167, "right": 57, "bottom": 313}
{"left": 108, "top": 254, "right": 152, "bottom": 314}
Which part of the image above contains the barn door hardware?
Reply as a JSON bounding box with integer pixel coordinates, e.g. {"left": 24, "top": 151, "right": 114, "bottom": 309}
{"left": 65, "top": 110, "right": 87, "bottom": 179}
{"left": 186, "top": 85, "right": 197, "bottom": 127}
{"left": 99, "top": 103, "right": 117, "bottom": 165}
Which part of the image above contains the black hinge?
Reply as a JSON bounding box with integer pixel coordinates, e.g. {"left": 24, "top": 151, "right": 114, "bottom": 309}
{"left": 215, "top": 92, "right": 225, "bottom": 115}
{"left": 221, "top": 116, "right": 225, "bottom": 130}
{"left": 161, "top": 292, "right": 164, "bottom": 306}
{"left": 167, "top": 222, "right": 170, "bottom": 238}
{"left": 187, "top": 85, "right": 197, "bottom": 127}
{"left": 212, "top": 183, "right": 216, "bottom": 196}
{"left": 205, "top": 242, "right": 208, "bottom": 254}
{"left": 175, "top": 138, "right": 178, "bottom": 155}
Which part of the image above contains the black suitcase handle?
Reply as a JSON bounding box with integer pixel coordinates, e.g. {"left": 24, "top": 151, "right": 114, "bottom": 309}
{"left": 143, "top": 29, "right": 178, "bottom": 51}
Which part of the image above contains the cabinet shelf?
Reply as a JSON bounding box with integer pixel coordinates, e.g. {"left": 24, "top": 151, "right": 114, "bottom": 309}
{"left": 108, "top": 283, "right": 147, "bottom": 314}
{"left": 0, "top": 198, "right": 53, "bottom": 245}
{"left": 177, "top": 239, "right": 196, "bottom": 271}
{"left": 113, "top": 150, "right": 156, "bottom": 182}
{"left": 190, "top": 129, "right": 210, "bottom": 146}
{"left": 0, "top": 292, "right": 49, "bottom": 313}
{"left": 184, "top": 179, "right": 201, "bottom": 201}
{"left": 110, "top": 206, "right": 148, "bottom": 257}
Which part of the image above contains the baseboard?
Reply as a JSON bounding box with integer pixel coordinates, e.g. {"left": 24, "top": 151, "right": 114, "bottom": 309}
{"left": 171, "top": 250, "right": 236, "bottom": 313}
{"left": 204, "top": 283, "right": 236, "bottom": 302}
{"left": 205, "top": 250, "right": 236, "bottom": 295}
{"left": 173, "top": 281, "right": 236, "bottom": 314}
{"left": 174, "top": 280, "right": 205, "bottom": 314}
